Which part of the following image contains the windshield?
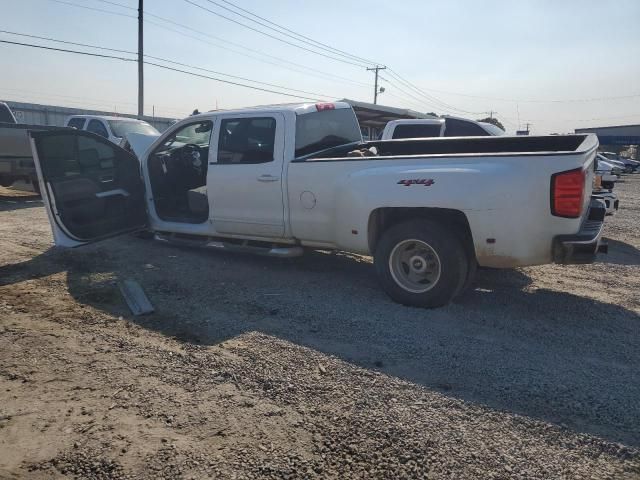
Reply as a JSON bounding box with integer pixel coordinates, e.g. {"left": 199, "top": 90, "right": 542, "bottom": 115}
{"left": 108, "top": 120, "right": 159, "bottom": 138}
{"left": 295, "top": 108, "right": 362, "bottom": 157}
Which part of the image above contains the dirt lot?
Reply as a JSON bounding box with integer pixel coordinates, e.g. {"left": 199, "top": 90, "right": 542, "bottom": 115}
{"left": 1, "top": 180, "right": 639, "bottom": 480}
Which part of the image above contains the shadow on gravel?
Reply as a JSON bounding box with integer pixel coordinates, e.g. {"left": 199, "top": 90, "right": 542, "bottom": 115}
{"left": 600, "top": 238, "right": 640, "bottom": 266}
{"left": 2, "top": 237, "right": 639, "bottom": 448}
{"left": 0, "top": 198, "right": 42, "bottom": 212}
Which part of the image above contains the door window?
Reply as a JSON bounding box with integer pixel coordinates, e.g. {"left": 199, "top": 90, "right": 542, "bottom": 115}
{"left": 217, "top": 117, "right": 276, "bottom": 164}
{"left": 39, "top": 134, "right": 118, "bottom": 178}
{"left": 67, "top": 118, "right": 86, "bottom": 130}
{"left": 33, "top": 131, "right": 146, "bottom": 241}
{"left": 87, "top": 119, "right": 109, "bottom": 138}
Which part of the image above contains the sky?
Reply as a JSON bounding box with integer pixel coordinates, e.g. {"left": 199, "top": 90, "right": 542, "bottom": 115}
{"left": 1, "top": 0, "right": 639, "bottom": 134}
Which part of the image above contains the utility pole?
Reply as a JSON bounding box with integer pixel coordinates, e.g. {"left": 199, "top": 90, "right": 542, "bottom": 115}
{"left": 366, "top": 65, "right": 386, "bottom": 104}
{"left": 137, "top": 0, "right": 144, "bottom": 119}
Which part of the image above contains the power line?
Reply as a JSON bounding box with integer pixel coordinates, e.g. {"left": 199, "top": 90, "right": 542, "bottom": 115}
{"left": 141, "top": 17, "right": 372, "bottom": 88}
{"left": 220, "top": 0, "right": 380, "bottom": 66}
{"left": 1, "top": 26, "right": 356, "bottom": 100}
{"left": 202, "top": 0, "right": 377, "bottom": 67}
{"left": 92, "top": 0, "right": 136, "bottom": 10}
{"left": 46, "top": 0, "right": 137, "bottom": 18}
{"left": 144, "top": 61, "right": 324, "bottom": 101}
{"left": 40, "top": 0, "right": 374, "bottom": 91}
{"left": 385, "top": 69, "right": 486, "bottom": 116}
{"left": 0, "top": 38, "right": 327, "bottom": 101}
{"left": 0, "top": 29, "right": 342, "bottom": 98}
{"left": 0, "top": 29, "right": 135, "bottom": 55}
{"left": 183, "top": 0, "right": 369, "bottom": 68}
{"left": 194, "top": 0, "right": 480, "bottom": 115}
{"left": 378, "top": 74, "right": 464, "bottom": 115}
{"left": 400, "top": 85, "right": 640, "bottom": 104}
{"left": 144, "top": 54, "right": 338, "bottom": 98}
{"left": 0, "top": 38, "right": 136, "bottom": 61}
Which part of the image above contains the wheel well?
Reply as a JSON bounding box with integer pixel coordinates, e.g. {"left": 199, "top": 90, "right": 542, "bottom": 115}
{"left": 368, "top": 207, "right": 476, "bottom": 261}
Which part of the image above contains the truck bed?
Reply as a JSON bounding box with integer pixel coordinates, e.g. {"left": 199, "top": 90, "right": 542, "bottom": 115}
{"left": 301, "top": 135, "right": 591, "bottom": 161}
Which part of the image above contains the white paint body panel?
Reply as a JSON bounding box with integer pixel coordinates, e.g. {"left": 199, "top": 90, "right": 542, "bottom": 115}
{"left": 287, "top": 147, "right": 596, "bottom": 267}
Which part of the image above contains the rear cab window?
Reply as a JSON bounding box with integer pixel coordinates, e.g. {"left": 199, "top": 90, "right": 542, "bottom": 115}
{"left": 295, "top": 108, "right": 362, "bottom": 158}
{"left": 217, "top": 117, "right": 276, "bottom": 164}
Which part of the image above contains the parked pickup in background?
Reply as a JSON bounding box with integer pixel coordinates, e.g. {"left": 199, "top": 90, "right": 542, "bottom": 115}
{"left": 0, "top": 102, "right": 65, "bottom": 191}
{"left": 381, "top": 116, "right": 505, "bottom": 140}
{"left": 29, "top": 102, "right": 605, "bottom": 308}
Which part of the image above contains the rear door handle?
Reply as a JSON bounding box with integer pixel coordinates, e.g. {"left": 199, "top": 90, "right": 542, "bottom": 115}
{"left": 257, "top": 174, "right": 279, "bottom": 182}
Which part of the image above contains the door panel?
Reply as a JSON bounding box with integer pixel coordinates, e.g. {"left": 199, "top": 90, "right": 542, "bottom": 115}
{"left": 208, "top": 113, "right": 285, "bottom": 237}
{"left": 31, "top": 130, "right": 146, "bottom": 245}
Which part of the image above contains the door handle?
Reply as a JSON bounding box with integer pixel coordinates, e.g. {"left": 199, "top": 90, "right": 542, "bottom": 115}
{"left": 257, "top": 174, "right": 279, "bottom": 182}
{"left": 96, "top": 189, "right": 130, "bottom": 198}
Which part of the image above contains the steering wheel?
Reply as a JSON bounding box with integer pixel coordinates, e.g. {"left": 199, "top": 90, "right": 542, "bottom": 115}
{"left": 180, "top": 143, "right": 203, "bottom": 174}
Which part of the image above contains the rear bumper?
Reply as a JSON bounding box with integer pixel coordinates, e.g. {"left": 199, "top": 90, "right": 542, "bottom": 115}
{"left": 552, "top": 199, "right": 607, "bottom": 264}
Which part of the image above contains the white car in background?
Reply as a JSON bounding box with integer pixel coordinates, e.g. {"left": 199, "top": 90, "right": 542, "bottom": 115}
{"left": 600, "top": 151, "right": 640, "bottom": 173}
{"left": 65, "top": 115, "right": 160, "bottom": 146}
{"left": 596, "top": 155, "right": 622, "bottom": 178}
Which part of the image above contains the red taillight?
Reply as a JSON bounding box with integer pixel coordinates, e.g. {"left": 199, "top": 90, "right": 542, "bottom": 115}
{"left": 315, "top": 103, "right": 335, "bottom": 111}
{"left": 551, "top": 168, "right": 586, "bottom": 218}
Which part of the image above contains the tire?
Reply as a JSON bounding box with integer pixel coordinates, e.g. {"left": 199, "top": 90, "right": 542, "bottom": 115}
{"left": 458, "top": 254, "right": 477, "bottom": 297}
{"left": 374, "top": 219, "right": 469, "bottom": 308}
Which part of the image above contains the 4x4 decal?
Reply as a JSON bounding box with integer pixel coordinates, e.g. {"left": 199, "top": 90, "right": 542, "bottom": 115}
{"left": 397, "top": 178, "right": 435, "bottom": 187}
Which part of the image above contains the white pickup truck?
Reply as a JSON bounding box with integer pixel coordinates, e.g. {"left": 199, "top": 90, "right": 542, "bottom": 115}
{"left": 28, "top": 102, "right": 606, "bottom": 308}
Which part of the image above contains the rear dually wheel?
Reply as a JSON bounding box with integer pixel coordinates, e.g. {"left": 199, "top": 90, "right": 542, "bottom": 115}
{"left": 374, "top": 220, "right": 469, "bottom": 308}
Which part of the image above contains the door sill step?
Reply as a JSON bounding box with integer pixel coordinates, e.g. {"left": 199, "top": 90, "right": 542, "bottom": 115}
{"left": 154, "top": 232, "right": 304, "bottom": 258}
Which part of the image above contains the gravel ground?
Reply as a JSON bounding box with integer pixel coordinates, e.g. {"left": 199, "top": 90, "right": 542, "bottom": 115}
{"left": 0, "top": 180, "right": 639, "bottom": 479}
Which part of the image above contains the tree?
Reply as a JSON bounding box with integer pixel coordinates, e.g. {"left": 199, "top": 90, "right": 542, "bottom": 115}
{"left": 476, "top": 117, "right": 505, "bottom": 131}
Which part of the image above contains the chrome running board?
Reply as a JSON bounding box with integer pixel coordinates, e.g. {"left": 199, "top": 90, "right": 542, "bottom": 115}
{"left": 154, "top": 232, "right": 304, "bottom": 258}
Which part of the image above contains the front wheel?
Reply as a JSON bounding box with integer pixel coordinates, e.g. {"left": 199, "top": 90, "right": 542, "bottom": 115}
{"left": 374, "top": 220, "right": 469, "bottom": 308}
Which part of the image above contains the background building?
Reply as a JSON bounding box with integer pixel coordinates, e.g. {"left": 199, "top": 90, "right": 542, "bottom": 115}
{"left": 2, "top": 100, "right": 177, "bottom": 132}
{"left": 575, "top": 124, "right": 640, "bottom": 159}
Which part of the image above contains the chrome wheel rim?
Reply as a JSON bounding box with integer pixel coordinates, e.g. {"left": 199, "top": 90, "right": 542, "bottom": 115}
{"left": 389, "top": 239, "right": 442, "bottom": 293}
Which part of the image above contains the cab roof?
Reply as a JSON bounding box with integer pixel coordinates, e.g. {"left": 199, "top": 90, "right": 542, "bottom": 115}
{"left": 199, "top": 101, "right": 352, "bottom": 118}
{"left": 67, "top": 115, "right": 150, "bottom": 122}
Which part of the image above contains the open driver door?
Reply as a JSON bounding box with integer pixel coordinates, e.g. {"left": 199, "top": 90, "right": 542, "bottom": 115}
{"left": 29, "top": 129, "right": 148, "bottom": 247}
